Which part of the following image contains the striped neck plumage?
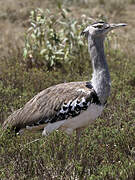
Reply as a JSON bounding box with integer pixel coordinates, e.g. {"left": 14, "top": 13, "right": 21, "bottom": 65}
{"left": 88, "top": 36, "right": 111, "bottom": 105}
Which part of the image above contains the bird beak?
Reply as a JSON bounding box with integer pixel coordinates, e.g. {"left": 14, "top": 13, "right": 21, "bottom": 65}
{"left": 109, "top": 23, "right": 127, "bottom": 30}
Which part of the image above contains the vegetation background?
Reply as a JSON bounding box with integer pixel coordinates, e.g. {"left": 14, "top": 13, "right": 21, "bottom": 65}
{"left": 0, "top": 0, "right": 135, "bottom": 179}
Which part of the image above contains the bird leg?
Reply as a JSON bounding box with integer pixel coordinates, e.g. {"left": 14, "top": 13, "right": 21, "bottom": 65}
{"left": 74, "top": 128, "right": 84, "bottom": 158}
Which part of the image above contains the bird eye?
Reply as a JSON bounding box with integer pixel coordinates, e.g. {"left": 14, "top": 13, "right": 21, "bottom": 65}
{"left": 96, "top": 25, "right": 103, "bottom": 29}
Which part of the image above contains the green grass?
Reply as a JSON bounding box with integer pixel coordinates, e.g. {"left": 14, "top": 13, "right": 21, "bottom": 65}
{"left": 0, "top": 0, "right": 135, "bottom": 179}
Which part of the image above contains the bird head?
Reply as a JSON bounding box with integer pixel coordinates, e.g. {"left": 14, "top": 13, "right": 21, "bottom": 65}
{"left": 81, "top": 21, "right": 127, "bottom": 38}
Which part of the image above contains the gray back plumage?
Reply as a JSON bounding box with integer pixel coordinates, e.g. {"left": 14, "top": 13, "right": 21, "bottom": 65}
{"left": 2, "top": 82, "right": 99, "bottom": 131}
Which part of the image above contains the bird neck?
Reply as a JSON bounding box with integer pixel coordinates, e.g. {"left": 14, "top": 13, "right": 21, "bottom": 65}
{"left": 88, "top": 36, "right": 111, "bottom": 105}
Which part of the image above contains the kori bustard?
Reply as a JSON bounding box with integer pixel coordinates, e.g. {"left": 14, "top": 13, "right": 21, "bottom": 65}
{"left": 2, "top": 21, "right": 127, "bottom": 136}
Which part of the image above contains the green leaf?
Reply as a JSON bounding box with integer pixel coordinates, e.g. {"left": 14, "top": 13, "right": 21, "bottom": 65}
{"left": 23, "top": 48, "right": 28, "bottom": 58}
{"left": 31, "top": 33, "right": 36, "bottom": 39}
{"left": 40, "top": 49, "right": 47, "bottom": 55}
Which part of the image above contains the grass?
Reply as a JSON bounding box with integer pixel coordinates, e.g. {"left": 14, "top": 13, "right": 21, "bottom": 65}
{"left": 0, "top": 0, "right": 135, "bottom": 179}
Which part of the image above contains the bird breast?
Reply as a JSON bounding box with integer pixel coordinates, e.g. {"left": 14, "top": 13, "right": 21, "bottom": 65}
{"left": 59, "top": 103, "right": 104, "bottom": 132}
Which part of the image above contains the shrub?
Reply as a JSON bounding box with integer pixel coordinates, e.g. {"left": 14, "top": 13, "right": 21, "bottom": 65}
{"left": 23, "top": 7, "right": 89, "bottom": 70}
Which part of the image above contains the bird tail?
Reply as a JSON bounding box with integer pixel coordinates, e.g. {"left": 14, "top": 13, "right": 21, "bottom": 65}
{"left": 2, "top": 108, "right": 48, "bottom": 135}
{"left": 2, "top": 108, "right": 23, "bottom": 131}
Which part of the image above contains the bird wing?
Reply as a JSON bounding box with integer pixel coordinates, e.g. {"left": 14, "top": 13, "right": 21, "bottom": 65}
{"left": 2, "top": 81, "right": 101, "bottom": 131}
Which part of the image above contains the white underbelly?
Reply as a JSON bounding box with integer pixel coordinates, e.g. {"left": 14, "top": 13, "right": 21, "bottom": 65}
{"left": 61, "top": 104, "right": 104, "bottom": 131}
{"left": 42, "top": 104, "right": 104, "bottom": 136}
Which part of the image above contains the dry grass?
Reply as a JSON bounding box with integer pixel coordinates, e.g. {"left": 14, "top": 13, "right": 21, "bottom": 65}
{"left": 0, "top": 0, "right": 135, "bottom": 56}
